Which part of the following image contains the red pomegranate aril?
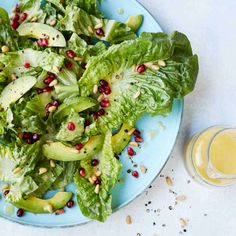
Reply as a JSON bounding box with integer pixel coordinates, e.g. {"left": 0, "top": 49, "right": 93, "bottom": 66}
{"left": 95, "top": 28, "right": 105, "bottom": 37}
{"left": 100, "top": 101, "right": 110, "bottom": 108}
{"left": 81, "top": 62, "right": 87, "bottom": 69}
{"left": 66, "top": 50, "right": 75, "bottom": 58}
{"left": 66, "top": 200, "right": 74, "bottom": 208}
{"left": 137, "top": 64, "right": 146, "bottom": 74}
{"left": 47, "top": 71, "right": 56, "bottom": 79}
{"left": 43, "top": 87, "right": 53, "bottom": 93}
{"left": 27, "top": 138, "right": 33, "bottom": 144}
{"left": 93, "top": 111, "right": 99, "bottom": 120}
{"left": 99, "top": 80, "right": 108, "bottom": 87}
{"left": 104, "top": 86, "right": 111, "bottom": 95}
{"left": 132, "top": 170, "right": 139, "bottom": 178}
{"left": 98, "top": 86, "right": 105, "bottom": 94}
{"left": 79, "top": 168, "right": 86, "bottom": 177}
{"left": 75, "top": 143, "right": 84, "bottom": 151}
{"left": 128, "top": 147, "right": 136, "bottom": 156}
{"left": 65, "top": 60, "right": 73, "bottom": 69}
{"left": 23, "top": 62, "right": 31, "bottom": 68}
{"left": 101, "top": 98, "right": 109, "bottom": 103}
{"left": 133, "top": 129, "right": 141, "bottom": 136}
{"left": 95, "top": 177, "right": 101, "bottom": 185}
{"left": 135, "top": 136, "right": 143, "bottom": 143}
{"left": 37, "top": 38, "right": 49, "bottom": 47}
{"left": 91, "top": 159, "right": 99, "bottom": 166}
{"left": 17, "top": 208, "right": 24, "bottom": 217}
{"left": 15, "top": 4, "right": 20, "bottom": 13}
{"left": 43, "top": 76, "right": 54, "bottom": 85}
{"left": 13, "top": 14, "right": 20, "bottom": 21}
{"left": 22, "top": 132, "right": 30, "bottom": 139}
{"left": 11, "top": 20, "right": 19, "bottom": 30}
{"left": 3, "top": 190, "right": 10, "bottom": 196}
{"left": 67, "top": 122, "right": 76, "bottom": 131}
{"left": 21, "top": 12, "right": 28, "bottom": 21}
{"left": 84, "top": 119, "right": 91, "bottom": 127}
{"left": 52, "top": 100, "right": 60, "bottom": 107}
{"left": 98, "top": 109, "right": 105, "bottom": 116}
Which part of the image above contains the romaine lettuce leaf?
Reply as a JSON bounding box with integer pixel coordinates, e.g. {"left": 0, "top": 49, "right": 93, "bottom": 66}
{"left": 79, "top": 32, "right": 198, "bottom": 134}
{"left": 0, "top": 49, "right": 64, "bottom": 79}
{"left": 0, "top": 8, "right": 19, "bottom": 51}
{"left": 57, "top": 6, "right": 136, "bottom": 44}
{"left": 74, "top": 131, "right": 121, "bottom": 222}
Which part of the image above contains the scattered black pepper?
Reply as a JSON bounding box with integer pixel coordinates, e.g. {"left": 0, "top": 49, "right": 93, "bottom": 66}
{"left": 187, "top": 180, "right": 191, "bottom": 184}
{"left": 149, "top": 185, "right": 152, "bottom": 188}
{"left": 159, "top": 174, "right": 164, "bottom": 178}
{"left": 168, "top": 206, "right": 173, "bottom": 210}
{"left": 204, "top": 213, "right": 207, "bottom": 216}
{"left": 145, "top": 203, "right": 147, "bottom": 207}
{"left": 127, "top": 169, "right": 131, "bottom": 173}
{"left": 183, "top": 229, "right": 187, "bottom": 232}
{"left": 146, "top": 209, "right": 150, "bottom": 213}
{"left": 123, "top": 138, "right": 126, "bottom": 141}
{"left": 148, "top": 201, "right": 151, "bottom": 204}
{"left": 153, "top": 222, "right": 156, "bottom": 226}
{"left": 124, "top": 129, "right": 128, "bottom": 133}
{"left": 162, "top": 224, "right": 166, "bottom": 227}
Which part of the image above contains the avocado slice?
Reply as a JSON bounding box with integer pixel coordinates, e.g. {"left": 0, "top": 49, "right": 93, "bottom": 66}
{"left": 43, "top": 135, "right": 104, "bottom": 161}
{"left": 126, "top": 15, "right": 143, "bottom": 32}
{"left": 54, "top": 97, "right": 98, "bottom": 119}
{"left": 17, "top": 23, "right": 66, "bottom": 47}
{"left": 112, "top": 123, "right": 134, "bottom": 155}
{"left": 0, "top": 76, "right": 36, "bottom": 109}
{"left": 12, "top": 192, "right": 72, "bottom": 214}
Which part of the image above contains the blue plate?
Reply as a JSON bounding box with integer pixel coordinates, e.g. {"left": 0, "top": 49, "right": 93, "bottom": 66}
{"left": 0, "top": 0, "right": 183, "bottom": 227}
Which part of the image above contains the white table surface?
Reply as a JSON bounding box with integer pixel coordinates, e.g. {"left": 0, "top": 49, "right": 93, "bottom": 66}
{"left": 1, "top": 0, "right": 236, "bottom": 235}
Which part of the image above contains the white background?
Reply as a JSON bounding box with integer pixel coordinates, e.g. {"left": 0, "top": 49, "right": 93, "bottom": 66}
{"left": 1, "top": 0, "right": 236, "bottom": 235}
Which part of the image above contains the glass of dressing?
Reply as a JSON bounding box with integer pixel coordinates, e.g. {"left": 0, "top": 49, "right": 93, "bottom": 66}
{"left": 186, "top": 126, "right": 236, "bottom": 186}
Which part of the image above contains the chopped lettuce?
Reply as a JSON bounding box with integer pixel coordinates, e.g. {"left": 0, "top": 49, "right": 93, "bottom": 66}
{"left": 74, "top": 131, "right": 121, "bottom": 222}
{"left": 79, "top": 32, "right": 198, "bottom": 134}
{"left": 57, "top": 6, "right": 136, "bottom": 44}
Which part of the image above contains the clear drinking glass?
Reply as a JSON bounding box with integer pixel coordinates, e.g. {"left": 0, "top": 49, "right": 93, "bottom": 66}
{"left": 186, "top": 126, "right": 236, "bottom": 186}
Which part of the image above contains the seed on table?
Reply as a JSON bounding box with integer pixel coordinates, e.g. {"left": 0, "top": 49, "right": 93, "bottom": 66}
{"left": 137, "top": 64, "right": 146, "bottom": 74}
{"left": 165, "top": 176, "right": 173, "bottom": 186}
{"left": 179, "top": 218, "right": 187, "bottom": 227}
{"left": 3, "top": 190, "right": 10, "bottom": 196}
{"left": 126, "top": 215, "right": 132, "bottom": 225}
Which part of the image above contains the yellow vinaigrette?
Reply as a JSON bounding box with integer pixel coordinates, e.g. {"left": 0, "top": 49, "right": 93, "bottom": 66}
{"left": 186, "top": 126, "right": 236, "bottom": 186}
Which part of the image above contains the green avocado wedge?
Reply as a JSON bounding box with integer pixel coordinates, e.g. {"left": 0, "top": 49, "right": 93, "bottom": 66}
{"left": 126, "top": 15, "right": 143, "bottom": 32}
{"left": 112, "top": 123, "right": 134, "bottom": 155}
{"left": 54, "top": 97, "right": 98, "bottom": 120}
{"left": 17, "top": 23, "right": 66, "bottom": 47}
{"left": 12, "top": 192, "right": 72, "bottom": 214}
{"left": 43, "top": 135, "right": 104, "bottom": 161}
{"left": 0, "top": 76, "right": 36, "bottom": 109}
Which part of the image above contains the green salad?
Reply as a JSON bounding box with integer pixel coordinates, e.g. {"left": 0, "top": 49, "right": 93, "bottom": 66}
{"left": 0, "top": 0, "right": 198, "bottom": 221}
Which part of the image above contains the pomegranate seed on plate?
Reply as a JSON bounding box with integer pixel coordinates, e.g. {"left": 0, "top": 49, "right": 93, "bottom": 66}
{"left": 43, "top": 76, "right": 54, "bottom": 85}
{"left": 65, "top": 60, "right": 73, "bottom": 69}
{"left": 66, "top": 50, "right": 75, "bottom": 58}
{"left": 132, "top": 170, "right": 139, "bottom": 178}
{"left": 17, "top": 208, "right": 24, "bottom": 217}
{"left": 137, "top": 64, "right": 146, "bottom": 74}
{"left": 21, "top": 12, "right": 28, "bottom": 21}
{"left": 79, "top": 168, "right": 86, "bottom": 177}
{"left": 67, "top": 122, "right": 76, "bottom": 131}
{"left": 127, "top": 147, "right": 136, "bottom": 156}
{"left": 66, "top": 200, "right": 74, "bottom": 208}
{"left": 37, "top": 38, "right": 49, "bottom": 47}
{"left": 135, "top": 136, "right": 143, "bottom": 143}
{"left": 99, "top": 80, "right": 108, "bottom": 87}
{"left": 95, "top": 28, "right": 105, "bottom": 37}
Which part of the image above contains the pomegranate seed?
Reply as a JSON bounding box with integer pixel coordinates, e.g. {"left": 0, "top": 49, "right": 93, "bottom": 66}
{"left": 81, "top": 63, "right": 87, "bottom": 69}
{"left": 52, "top": 100, "right": 60, "bottom": 107}
{"left": 98, "top": 86, "right": 105, "bottom": 94}
{"left": 98, "top": 109, "right": 105, "bottom": 116}
{"left": 101, "top": 98, "right": 109, "bottom": 103}
{"left": 11, "top": 20, "right": 19, "bottom": 30}
{"left": 22, "top": 132, "right": 30, "bottom": 139}
{"left": 65, "top": 60, "right": 73, "bottom": 69}
{"left": 79, "top": 168, "right": 86, "bottom": 177}
{"left": 32, "top": 133, "right": 40, "bottom": 141}
{"left": 93, "top": 111, "right": 99, "bottom": 120}
{"left": 95, "top": 28, "right": 105, "bottom": 37}
{"left": 135, "top": 136, "right": 143, "bottom": 143}
{"left": 15, "top": 4, "right": 20, "bottom": 13}
{"left": 37, "top": 38, "right": 49, "bottom": 47}
{"left": 75, "top": 143, "right": 84, "bottom": 150}
{"left": 66, "top": 50, "right": 75, "bottom": 58}
{"left": 37, "top": 88, "right": 44, "bottom": 94}
{"left": 133, "top": 129, "right": 141, "bottom": 136}
{"left": 21, "top": 12, "right": 28, "bottom": 21}
{"left": 66, "top": 200, "right": 74, "bottom": 208}
{"left": 91, "top": 159, "right": 99, "bottom": 166}
{"left": 23, "top": 62, "right": 31, "bottom": 68}
{"left": 104, "top": 86, "right": 111, "bottom": 95}
{"left": 47, "top": 71, "right": 56, "bottom": 79}
{"left": 99, "top": 80, "right": 108, "bottom": 87}
{"left": 3, "top": 190, "right": 10, "bottom": 196}
{"left": 100, "top": 101, "right": 110, "bottom": 108}
{"left": 43, "top": 76, "right": 54, "bottom": 85}
{"left": 84, "top": 119, "right": 91, "bottom": 127}
{"left": 43, "top": 87, "right": 53, "bottom": 93}
{"left": 95, "top": 177, "right": 101, "bottom": 185}
{"left": 27, "top": 138, "right": 33, "bottom": 144}
{"left": 132, "top": 170, "right": 139, "bottom": 178}
{"left": 67, "top": 122, "right": 75, "bottom": 131}
{"left": 17, "top": 208, "right": 24, "bottom": 217}
{"left": 128, "top": 147, "right": 136, "bottom": 156}
{"left": 13, "top": 15, "right": 20, "bottom": 21}
{"left": 137, "top": 64, "right": 146, "bottom": 74}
